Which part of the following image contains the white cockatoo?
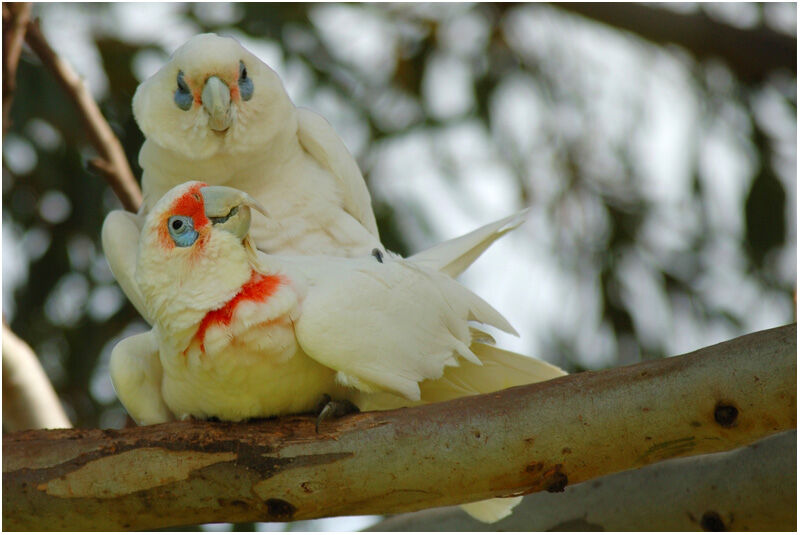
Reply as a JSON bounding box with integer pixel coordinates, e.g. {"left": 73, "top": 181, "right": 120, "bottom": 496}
{"left": 133, "top": 32, "right": 380, "bottom": 255}
{"left": 103, "top": 32, "right": 382, "bottom": 319}
{"left": 109, "top": 182, "right": 566, "bottom": 523}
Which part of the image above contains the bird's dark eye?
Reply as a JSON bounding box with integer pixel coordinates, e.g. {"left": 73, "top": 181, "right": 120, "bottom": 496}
{"left": 167, "top": 215, "right": 198, "bottom": 247}
{"left": 174, "top": 70, "right": 193, "bottom": 111}
{"left": 238, "top": 60, "right": 253, "bottom": 101}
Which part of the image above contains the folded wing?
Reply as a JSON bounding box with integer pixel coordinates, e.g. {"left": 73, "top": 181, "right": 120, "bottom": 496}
{"left": 293, "top": 256, "right": 516, "bottom": 401}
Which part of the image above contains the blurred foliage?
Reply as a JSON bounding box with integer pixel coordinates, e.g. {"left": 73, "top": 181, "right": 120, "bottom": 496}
{"left": 3, "top": 2, "right": 795, "bottom": 442}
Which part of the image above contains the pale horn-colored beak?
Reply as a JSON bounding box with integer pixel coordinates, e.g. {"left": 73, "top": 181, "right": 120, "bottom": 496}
{"left": 200, "top": 186, "right": 268, "bottom": 240}
{"left": 201, "top": 76, "right": 233, "bottom": 131}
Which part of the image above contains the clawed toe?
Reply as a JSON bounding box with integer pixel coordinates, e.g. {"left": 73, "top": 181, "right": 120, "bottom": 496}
{"left": 315, "top": 394, "right": 360, "bottom": 433}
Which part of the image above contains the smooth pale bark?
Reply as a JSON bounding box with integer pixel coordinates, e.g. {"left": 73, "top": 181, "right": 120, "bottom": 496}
{"left": 2, "top": 323, "right": 72, "bottom": 431}
{"left": 2, "top": 324, "right": 795, "bottom": 530}
{"left": 369, "top": 430, "right": 797, "bottom": 531}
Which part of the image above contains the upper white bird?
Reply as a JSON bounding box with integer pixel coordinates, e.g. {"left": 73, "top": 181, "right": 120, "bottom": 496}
{"left": 132, "top": 32, "right": 380, "bottom": 256}
{"left": 109, "top": 182, "right": 566, "bottom": 523}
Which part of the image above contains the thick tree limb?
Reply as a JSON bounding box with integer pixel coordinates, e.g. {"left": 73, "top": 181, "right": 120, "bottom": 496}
{"left": 2, "top": 2, "right": 31, "bottom": 133}
{"left": 2, "top": 322, "right": 72, "bottom": 431}
{"left": 369, "top": 430, "right": 797, "bottom": 531}
{"left": 551, "top": 3, "right": 796, "bottom": 84}
{"left": 2, "top": 324, "right": 795, "bottom": 530}
{"left": 23, "top": 17, "right": 142, "bottom": 212}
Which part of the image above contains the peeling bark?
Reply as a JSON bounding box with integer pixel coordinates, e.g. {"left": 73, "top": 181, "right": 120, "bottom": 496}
{"left": 2, "top": 324, "right": 795, "bottom": 530}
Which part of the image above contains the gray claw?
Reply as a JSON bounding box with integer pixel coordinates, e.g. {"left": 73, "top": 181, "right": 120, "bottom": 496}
{"left": 315, "top": 395, "right": 360, "bottom": 433}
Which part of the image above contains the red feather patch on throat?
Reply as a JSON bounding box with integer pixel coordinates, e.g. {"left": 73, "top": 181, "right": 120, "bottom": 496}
{"left": 194, "top": 271, "right": 285, "bottom": 352}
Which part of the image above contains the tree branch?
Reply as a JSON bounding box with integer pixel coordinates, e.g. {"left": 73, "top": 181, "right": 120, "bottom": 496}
{"left": 2, "top": 322, "right": 72, "bottom": 431}
{"left": 2, "top": 2, "right": 31, "bottom": 133}
{"left": 23, "top": 17, "right": 142, "bottom": 212}
{"left": 369, "top": 430, "right": 797, "bottom": 531}
{"left": 2, "top": 324, "right": 795, "bottom": 530}
{"left": 551, "top": 3, "right": 796, "bottom": 84}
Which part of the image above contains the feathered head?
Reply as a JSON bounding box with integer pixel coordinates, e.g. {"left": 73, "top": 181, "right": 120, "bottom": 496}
{"left": 133, "top": 33, "right": 296, "bottom": 159}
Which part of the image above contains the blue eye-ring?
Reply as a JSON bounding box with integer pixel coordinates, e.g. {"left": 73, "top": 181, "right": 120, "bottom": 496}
{"left": 238, "top": 61, "right": 253, "bottom": 101}
{"left": 174, "top": 70, "right": 193, "bottom": 111}
{"left": 168, "top": 215, "right": 198, "bottom": 247}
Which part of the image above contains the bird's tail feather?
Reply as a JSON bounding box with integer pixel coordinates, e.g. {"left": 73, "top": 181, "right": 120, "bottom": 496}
{"left": 355, "top": 341, "right": 564, "bottom": 410}
{"left": 408, "top": 209, "right": 529, "bottom": 278}
{"left": 460, "top": 496, "right": 523, "bottom": 523}
{"left": 417, "top": 342, "right": 566, "bottom": 403}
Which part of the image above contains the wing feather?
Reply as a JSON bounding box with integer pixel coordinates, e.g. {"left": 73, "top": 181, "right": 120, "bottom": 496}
{"left": 102, "top": 210, "right": 151, "bottom": 323}
{"left": 296, "top": 108, "right": 380, "bottom": 238}
{"left": 293, "top": 257, "right": 511, "bottom": 400}
{"left": 109, "top": 330, "right": 173, "bottom": 425}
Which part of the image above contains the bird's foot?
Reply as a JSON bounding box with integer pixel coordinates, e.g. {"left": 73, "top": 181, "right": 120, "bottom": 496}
{"left": 315, "top": 394, "right": 360, "bottom": 433}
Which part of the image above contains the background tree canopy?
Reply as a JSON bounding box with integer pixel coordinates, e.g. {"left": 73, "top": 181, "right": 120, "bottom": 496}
{"left": 2, "top": 3, "right": 796, "bottom": 530}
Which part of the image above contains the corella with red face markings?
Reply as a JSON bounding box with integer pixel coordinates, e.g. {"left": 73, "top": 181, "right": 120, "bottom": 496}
{"left": 109, "top": 181, "right": 566, "bottom": 523}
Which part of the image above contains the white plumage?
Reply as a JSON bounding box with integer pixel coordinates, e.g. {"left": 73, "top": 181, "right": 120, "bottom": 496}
{"left": 109, "top": 182, "right": 566, "bottom": 522}
{"left": 103, "top": 33, "right": 382, "bottom": 320}
{"left": 132, "top": 33, "right": 380, "bottom": 254}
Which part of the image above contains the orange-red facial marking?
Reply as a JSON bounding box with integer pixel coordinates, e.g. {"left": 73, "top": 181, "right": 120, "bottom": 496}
{"left": 194, "top": 271, "right": 285, "bottom": 352}
{"left": 158, "top": 182, "right": 209, "bottom": 249}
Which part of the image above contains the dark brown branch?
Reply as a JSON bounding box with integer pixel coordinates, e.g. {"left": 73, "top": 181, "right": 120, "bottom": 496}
{"left": 2, "top": 2, "right": 31, "bottom": 132}
{"left": 3, "top": 324, "right": 795, "bottom": 530}
{"left": 551, "top": 3, "right": 796, "bottom": 84}
{"left": 23, "top": 17, "right": 142, "bottom": 212}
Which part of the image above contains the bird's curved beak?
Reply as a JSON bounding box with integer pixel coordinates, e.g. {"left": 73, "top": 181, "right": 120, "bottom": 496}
{"left": 201, "top": 76, "right": 233, "bottom": 131}
{"left": 201, "top": 185, "right": 268, "bottom": 240}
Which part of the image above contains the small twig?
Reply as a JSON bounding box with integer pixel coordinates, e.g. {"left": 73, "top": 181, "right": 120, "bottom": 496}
{"left": 23, "top": 17, "right": 142, "bottom": 212}
{"left": 2, "top": 322, "right": 72, "bottom": 431}
{"left": 2, "top": 2, "right": 32, "bottom": 133}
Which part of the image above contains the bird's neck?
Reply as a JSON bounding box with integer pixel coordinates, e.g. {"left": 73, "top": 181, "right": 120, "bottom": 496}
{"left": 191, "top": 270, "right": 287, "bottom": 351}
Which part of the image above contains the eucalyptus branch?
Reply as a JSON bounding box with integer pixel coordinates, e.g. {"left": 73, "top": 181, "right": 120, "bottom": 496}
{"left": 3, "top": 324, "right": 795, "bottom": 530}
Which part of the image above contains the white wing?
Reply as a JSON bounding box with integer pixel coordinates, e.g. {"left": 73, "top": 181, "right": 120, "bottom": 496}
{"left": 109, "top": 330, "right": 172, "bottom": 425}
{"left": 296, "top": 108, "right": 380, "bottom": 238}
{"left": 102, "top": 210, "right": 151, "bottom": 323}
{"left": 409, "top": 209, "right": 529, "bottom": 278}
{"left": 292, "top": 256, "right": 515, "bottom": 401}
